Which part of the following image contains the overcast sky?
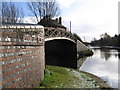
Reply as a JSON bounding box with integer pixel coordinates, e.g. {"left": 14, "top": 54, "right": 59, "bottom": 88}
{"left": 57, "top": 0, "right": 119, "bottom": 42}
{"left": 2, "top": 0, "right": 119, "bottom": 42}
{"left": 22, "top": 0, "right": 119, "bottom": 42}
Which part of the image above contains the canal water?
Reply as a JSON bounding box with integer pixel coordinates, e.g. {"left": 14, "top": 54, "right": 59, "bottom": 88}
{"left": 80, "top": 47, "right": 119, "bottom": 88}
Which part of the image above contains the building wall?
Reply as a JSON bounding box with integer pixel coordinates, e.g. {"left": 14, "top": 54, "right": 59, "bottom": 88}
{"left": 0, "top": 25, "right": 45, "bottom": 88}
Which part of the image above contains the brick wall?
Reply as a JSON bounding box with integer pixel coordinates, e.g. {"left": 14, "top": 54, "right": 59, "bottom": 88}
{"left": 0, "top": 24, "right": 45, "bottom": 88}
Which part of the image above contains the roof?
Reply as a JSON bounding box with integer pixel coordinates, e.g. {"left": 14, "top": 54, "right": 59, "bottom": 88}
{"left": 38, "top": 16, "right": 66, "bottom": 29}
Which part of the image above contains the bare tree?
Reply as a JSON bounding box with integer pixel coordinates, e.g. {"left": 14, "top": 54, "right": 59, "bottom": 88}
{"left": 27, "top": 0, "right": 60, "bottom": 22}
{"left": 2, "top": 2, "right": 24, "bottom": 23}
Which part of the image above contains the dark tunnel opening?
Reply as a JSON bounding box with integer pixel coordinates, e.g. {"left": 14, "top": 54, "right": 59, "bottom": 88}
{"left": 45, "top": 39, "right": 77, "bottom": 69}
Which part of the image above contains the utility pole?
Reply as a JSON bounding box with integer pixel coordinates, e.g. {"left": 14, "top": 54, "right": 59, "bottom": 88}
{"left": 70, "top": 21, "right": 71, "bottom": 33}
{"left": 84, "top": 36, "right": 86, "bottom": 42}
{"left": 46, "top": 1, "right": 48, "bottom": 16}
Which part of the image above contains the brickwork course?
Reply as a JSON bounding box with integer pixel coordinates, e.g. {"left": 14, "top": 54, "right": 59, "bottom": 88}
{"left": 0, "top": 23, "right": 45, "bottom": 88}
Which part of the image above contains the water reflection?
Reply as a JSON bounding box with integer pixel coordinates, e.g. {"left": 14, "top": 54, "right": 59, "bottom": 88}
{"left": 118, "top": 50, "right": 120, "bottom": 59}
{"left": 77, "top": 57, "right": 87, "bottom": 69}
{"left": 80, "top": 48, "right": 119, "bottom": 88}
{"left": 100, "top": 49, "right": 111, "bottom": 60}
{"left": 100, "top": 49, "right": 120, "bottom": 60}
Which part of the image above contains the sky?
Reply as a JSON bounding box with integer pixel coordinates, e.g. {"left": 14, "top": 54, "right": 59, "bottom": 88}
{"left": 2, "top": 0, "right": 120, "bottom": 42}
{"left": 57, "top": 0, "right": 119, "bottom": 42}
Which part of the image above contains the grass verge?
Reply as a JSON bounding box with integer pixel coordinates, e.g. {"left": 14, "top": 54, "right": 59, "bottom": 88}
{"left": 38, "top": 65, "right": 111, "bottom": 88}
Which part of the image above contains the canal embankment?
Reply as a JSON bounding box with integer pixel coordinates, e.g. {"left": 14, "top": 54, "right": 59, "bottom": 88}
{"left": 77, "top": 40, "right": 93, "bottom": 59}
{"left": 38, "top": 65, "right": 112, "bottom": 88}
{"left": 77, "top": 49, "right": 93, "bottom": 58}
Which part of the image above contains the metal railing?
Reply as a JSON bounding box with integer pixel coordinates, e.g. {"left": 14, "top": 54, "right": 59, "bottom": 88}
{"left": 44, "top": 27, "right": 76, "bottom": 42}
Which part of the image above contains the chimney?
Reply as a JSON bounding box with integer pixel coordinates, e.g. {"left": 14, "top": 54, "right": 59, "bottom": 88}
{"left": 59, "top": 17, "right": 62, "bottom": 24}
{"left": 55, "top": 18, "right": 58, "bottom": 23}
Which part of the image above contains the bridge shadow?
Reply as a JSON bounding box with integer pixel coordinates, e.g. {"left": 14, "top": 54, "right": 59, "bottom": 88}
{"left": 45, "top": 39, "right": 77, "bottom": 69}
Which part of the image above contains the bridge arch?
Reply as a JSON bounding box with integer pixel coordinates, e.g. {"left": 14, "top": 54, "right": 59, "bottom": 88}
{"left": 45, "top": 39, "right": 77, "bottom": 68}
{"left": 45, "top": 37, "right": 76, "bottom": 43}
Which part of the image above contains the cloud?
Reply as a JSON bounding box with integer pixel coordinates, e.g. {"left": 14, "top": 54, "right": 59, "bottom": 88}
{"left": 80, "top": 56, "right": 118, "bottom": 83}
{"left": 22, "top": 0, "right": 119, "bottom": 42}
{"left": 59, "top": 0, "right": 119, "bottom": 42}
{"left": 23, "top": 16, "right": 38, "bottom": 24}
{"left": 57, "top": 0, "right": 76, "bottom": 8}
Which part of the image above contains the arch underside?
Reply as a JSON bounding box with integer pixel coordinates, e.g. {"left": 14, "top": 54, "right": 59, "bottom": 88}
{"left": 45, "top": 39, "right": 77, "bottom": 69}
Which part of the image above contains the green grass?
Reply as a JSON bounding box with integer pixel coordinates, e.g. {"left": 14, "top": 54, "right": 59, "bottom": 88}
{"left": 39, "top": 69, "right": 52, "bottom": 88}
{"left": 38, "top": 65, "right": 111, "bottom": 88}
{"left": 39, "top": 65, "right": 80, "bottom": 88}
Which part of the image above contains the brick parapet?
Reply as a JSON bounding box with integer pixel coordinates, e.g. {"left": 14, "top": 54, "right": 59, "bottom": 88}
{"left": 0, "top": 24, "right": 45, "bottom": 88}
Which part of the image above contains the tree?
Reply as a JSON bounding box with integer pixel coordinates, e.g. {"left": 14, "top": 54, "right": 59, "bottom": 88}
{"left": 73, "top": 33, "right": 82, "bottom": 42}
{"left": 2, "top": 2, "right": 24, "bottom": 23}
{"left": 91, "top": 33, "right": 120, "bottom": 47}
{"left": 100, "top": 33, "right": 110, "bottom": 39}
{"left": 27, "top": 0, "right": 60, "bottom": 22}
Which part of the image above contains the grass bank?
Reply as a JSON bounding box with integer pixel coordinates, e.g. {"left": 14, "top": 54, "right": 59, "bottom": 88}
{"left": 38, "top": 65, "right": 111, "bottom": 88}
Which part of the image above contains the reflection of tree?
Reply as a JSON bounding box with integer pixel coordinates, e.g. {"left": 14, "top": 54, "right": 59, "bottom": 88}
{"left": 100, "top": 49, "right": 120, "bottom": 60}
{"left": 117, "top": 50, "right": 120, "bottom": 60}
{"left": 92, "top": 48, "right": 120, "bottom": 60}
{"left": 100, "top": 49, "right": 111, "bottom": 61}
{"left": 93, "top": 48, "right": 98, "bottom": 52}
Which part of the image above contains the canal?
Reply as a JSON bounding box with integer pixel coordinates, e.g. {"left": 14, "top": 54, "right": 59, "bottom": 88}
{"left": 79, "top": 47, "right": 119, "bottom": 88}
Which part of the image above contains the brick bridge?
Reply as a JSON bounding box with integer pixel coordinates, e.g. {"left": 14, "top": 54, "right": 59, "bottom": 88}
{"left": 0, "top": 20, "right": 89, "bottom": 88}
{"left": 39, "top": 16, "right": 88, "bottom": 69}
